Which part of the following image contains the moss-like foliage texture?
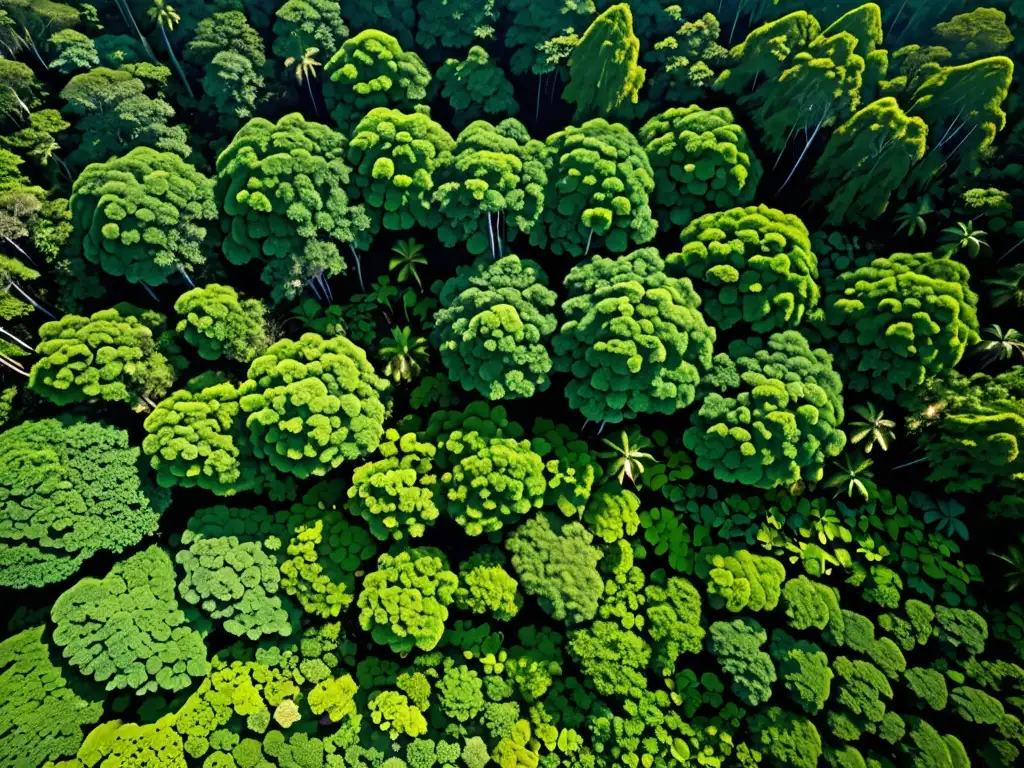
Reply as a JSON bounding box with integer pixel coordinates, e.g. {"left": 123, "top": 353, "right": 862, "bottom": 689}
{"left": 433, "top": 254, "right": 558, "bottom": 401}
{"left": 640, "top": 105, "right": 763, "bottom": 231}
{"left": 684, "top": 331, "right": 846, "bottom": 488}
{"left": 322, "top": 29, "right": 431, "bottom": 134}
{"left": 357, "top": 548, "right": 459, "bottom": 653}
{"left": 30, "top": 307, "right": 173, "bottom": 407}
{"left": 825, "top": 252, "right": 981, "bottom": 399}
{"left": 215, "top": 113, "right": 368, "bottom": 301}
{"left": 69, "top": 146, "right": 216, "bottom": 288}
{"left": 531, "top": 118, "right": 656, "bottom": 258}
{"left": 554, "top": 247, "right": 716, "bottom": 423}
{"left": 0, "top": 626, "right": 104, "bottom": 766}
{"left": 347, "top": 429, "right": 440, "bottom": 541}
{"left": 239, "top": 332, "right": 388, "bottom": 479}
{"left": 173, "top": 283, "right": 267, "bottom": 363}
{"left": 669, "top": 204, "right": 820, "bottom": 332}
{"left": 436, "top": 46, "right": 519, "bottom": 129}
{"left": 0, "top": 418, "right": 165, "bottom": 589}
{"left": 50, "top": 545, "right": 209, "bottom": 695}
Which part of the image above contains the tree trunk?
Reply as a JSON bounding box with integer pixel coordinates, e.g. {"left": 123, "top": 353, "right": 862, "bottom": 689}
{"left": 729, "top": 0, "right": 745, "bottom": 44}
{"left": 778, "top": 118, "right": 824, "bottom": 193}
{"left": 487, "top": 212, "right": 496, "bottom": 260}
{"left": 160, "top": 26, "right": 195, "bottom": 100}
{"left": 114, "top": 0, "right": 158, "bottom": 63}
{"left": 0, "top": 355, "right": 28, "bottom": 376}
{"left": 10, "top": 281, "right": 55, "bottom": 318}
{"left": 349, "top": 244, "right": 365, "bottom": 292}
{"left": 178, "top": 266, "right": 195, "bottom": 288}
{"left": 585, "top": 227, "right": 595, "bottom": 256}
{"left": 22, "top": 29, "right": 47, "bottom": 70}
{"left": 142, "top": 283, "right": 159, "bottom": 301}
{"left": 306, "top": 76, "right": 320, "bottom": 118}
{"left": 535, "top": 73, "right": 543, "bottom": 123}
{"left": 0, "top": 325, "right": 33, "bottom": 352}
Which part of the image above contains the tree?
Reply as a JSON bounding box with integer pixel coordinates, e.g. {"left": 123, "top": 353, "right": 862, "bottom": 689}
{"left": 414, "top": 0, "right": 498, "bottom": 54}
{"left": 0, "top": 418, "right": 166, "bottom": 589}
{"left": 646, "top": 10, "right": 728, "bottom": 106}
{"left": 828, "top": 656, "right": 903, "bottom": 743}
{"left": 283, "top": 46, "right": 322, "bottom": 116}
{"left": 0, "top": 626, "right": 104, "bottom": 767}
{"left": 271, "top": 0, "right": 347, "bottom": 63}
{"left": 668, "top": 204, "right": 819, "bottom": 332}
{"left": 215, "top": 113, "right": 369, "bottom": 302}
{"left": 455, "top": 554, "right": 521, "bottom": 621}
{"left": 48, "top": 715, "right": 185, "bottom": 768}
{"left": 532, "top": 118, "right": 655, "bottom": 257}
{"left": 142, "top": 376, "right": 294, "bottom": 499}
{"left": 346, "top": 429, "right": 439, "bottom": 542}
{"left": 48, "top": 29, "right": 99, "bottom": 73}
{"left": 848, "top": 403, "right": 896, "bottom": 452}
{"left": 598, "top": 430, "right": 655, "bottom": 487}
{"left": 434, "top": 119, "right": 547, "bottom": 258}
{"left": 506, "top": 512, "right": 603, "bottom": 625}
{"left": 714, "top": 11, "right": 822, "bottom": 97}
{"left": 810, "top": 98, "right": 928, "bottom": 226}
{"left": 934, "top": 8, "right": 1014, "bottom": 60}
{"left": 683, "top": 331, "right": 847, "bottom": 489}
{"left": 707, "top": 618, "right": 776, "bottom": 706}
{"left": 705, "top": 550, "right": 786, "bottom": 613}
{"left": 986, "top": 264, "right": 1024, "bottom": 308}
{"left": 825, "top": 453, "right": 878, "bottom": 502}
{"left": 750, "top": 707, "right": 822, "bottom": 768}
{"left": 0, "top": 58, "right": 39, "bottom": 123}
{"left": 147, "top": 0, "right": 195, "bottom": 99}
{"left": 436, "top": 46, "right": 519, "bottom": 130}
{"left": 51, "top": 545, "right": 209, "bottom": 695}
{"left": 554, "top": 248, "right": 716, "bottom": 424}
{"left": 770, "top": 631, "right": 832, "bottom": 715}
{"left": 184, "top": 11, "right": 266, "bottom": 133}
{"left": 824, "top": 252, "right": 980, "bottom": 398}
{"left": 70, "top": 146, "right": 216, "bottom": 288}
{"left": 174, "top": 283, "right": 268, "bottom": 363}
{"left": 238, "top": 332, "right": 388, "bottom": 479}
{"left": 906, "top": 57, "right": 1013, "bottom": 187}
{"left": 322, "top": 29, "right": 431, "bottom": 134}
{"left": 346, "top": 107, "right": 455, "bottom": 239}
{"left": 644, "top": 574, "right": 705, "bottom": 676}
{"left": 568, "top": 620, "right": 650, "bottom": 698}
{"left": 562, "top": 4, "right": 646, "bottom": 118}
{"left": 60, "top": 65, "right": 190, "bottom": 170}
{"left": 30, "top": 308, "right": 174, "bottom": 407}
{"left": 437, "top": 425, "right": 547, "bottom": 537}
{"left": 344, "top": 0, "right": 417, "bottom": 50}
{"left": 639, "top": 105, "right": 762, "bottom": 231}
{"left": 379, "top": 326, "right": 429, "bottom": 383}
{"left": 357, "top": 548, "right": 459, "bottom": 653}
{"left": 175, "top": 527, "right": 296, "bottom": 640}
{"left": 744, "top": 30, "right": 866, "bottom": 190}
{"left": 939, "top": 221, "right": 988, "bottom": 259}
{"left": 433, "top": 255, "right": 558, "bottom": 401}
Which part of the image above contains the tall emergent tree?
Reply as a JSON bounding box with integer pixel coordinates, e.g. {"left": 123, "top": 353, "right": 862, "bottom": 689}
{"left": 563, "top": 3, "right": 646, "bottom": 118}
{"left": 553, "top": 248, "right": 716, "bottom": 424}
{"left": 531, "top": 118, "right": 655, "bottom": 258}
{"left": 215, "top": 113, "right": 369, "bottom": 302}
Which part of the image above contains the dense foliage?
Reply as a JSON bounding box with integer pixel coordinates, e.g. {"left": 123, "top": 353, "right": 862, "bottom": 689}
{"left": 1, "top": 2, "right": 1024, "bottom": 768}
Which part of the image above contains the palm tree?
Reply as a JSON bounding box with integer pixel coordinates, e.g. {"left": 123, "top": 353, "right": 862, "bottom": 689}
{"left": 976, "top": 325, "right": 1024, "bottom": 367}
{"left": 112, "top": 0, "right": 157, "bottom": 63}
{"left": 986, "top": 264, "right": 1024, "bottom": 307}
{"left": 390, "top": 239, "right": 428, "bottom": 291}
{"left": 894, "top": 198, "right": 931, "bottom": 237}
{"left": 147, "top": 0, "right": 195, "bottom": 99}
{"left": 284, "top": 46, "right": 321, "bottom": 118}
{"left": 378, "top": 326, "right": 428, "bottom": 383}
{"left": 824, "top": 453, "right": 877, "bottom": 502}
{"left": 990, "top": 538, "right": 1024, "bottom": 592}
{"left": 598, "top": 430, "right": 656, "bottom": 487}
{"left": 938, "top": 220, "right": 988, "bottom": 259}
{"left": 848, "top": 403, "right": 896, "bottom": 453}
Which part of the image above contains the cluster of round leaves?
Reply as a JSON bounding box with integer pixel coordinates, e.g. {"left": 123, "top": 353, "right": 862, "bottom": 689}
{"left": 30, "top": 307, "right": 173, "bottom": 407}
{"left": 173, "top": 283, "right": 268, "bottom": 363}
{"left": 433, "top": 254, "right": 558, "bottom": 401}
{"left": 684, "top": 331, "right": 847, "bottom": 488}
{"left": 639, "top": 105, "right": 763, "bottom": 230}
{"left": 530, "top": 118, "right": 656, "bottom": 257}
{"left": 824, "top": 251, "right": 981, "bottom": 399}
{"left": 0, "top": 418, "right": 166, "bottom": 589}
{"left": 70, "top": 146, "right": 216, "bottom": 288}
{"left": 554, "top": 247, "right": 716, "bottom": 424}
{"left": 50, "top": 545, "right": 209, "bottom": 696}
{"left": 357, "top": 548, "right": 458, "bottom": 653}
{"left": 668, "top": 204, "right": 820, "bottom": 332}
